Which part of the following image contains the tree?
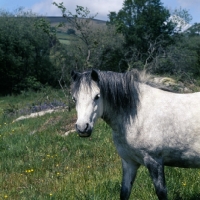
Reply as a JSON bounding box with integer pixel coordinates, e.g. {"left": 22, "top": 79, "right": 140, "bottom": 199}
{"left": 0, "top": 9, "right": 58, "bottom": 95}
{"left": 108, "top": 0, "right": 175, "bottom": 65}
{"left": 53, "top": 3, "right": 125, "bottom": 72}
{"left": 172, "top": 7, "right": 192, "bottom": 24}
{"left": 186, "top": 23, "right": 200, "bottom": 36}
{"left": 53, "top": 3, "right": 98, "bottom": 69}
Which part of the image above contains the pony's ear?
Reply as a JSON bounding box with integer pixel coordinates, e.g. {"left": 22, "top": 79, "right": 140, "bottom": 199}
{"left": 71, "top": 70, "right": 80, "bottom": 81}
{"left": 91, "top": 69, "right": 99, "bottom": 82}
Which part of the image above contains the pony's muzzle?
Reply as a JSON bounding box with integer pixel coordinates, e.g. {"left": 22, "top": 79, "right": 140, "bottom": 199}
{"left": 75, "top": 123, "right": 92, "bottom": 137}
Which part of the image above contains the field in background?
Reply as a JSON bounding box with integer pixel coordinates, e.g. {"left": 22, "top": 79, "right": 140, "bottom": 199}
{"left": 56, "top": 32, "right": 76, "bottom": 45}
{"left": 1, "top": 89, "right": 200, "bottom": 199}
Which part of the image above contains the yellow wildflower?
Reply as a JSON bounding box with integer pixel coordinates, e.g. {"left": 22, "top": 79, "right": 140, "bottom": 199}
{"left": 182, "top": 182, "right": 186, "bottom": 186}
{"left": 25, "top": 169, "right": 34, "bottom": 173}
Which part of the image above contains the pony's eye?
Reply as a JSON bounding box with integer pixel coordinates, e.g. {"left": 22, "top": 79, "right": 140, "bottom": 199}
{"left": 72, "top": 97, "right": 76, "bottom": 103}
{"left": 94, "top": 94, "right": 100, "bottom": 101}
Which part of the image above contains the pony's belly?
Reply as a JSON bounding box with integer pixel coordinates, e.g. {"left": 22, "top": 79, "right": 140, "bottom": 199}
{"left": 116, "top": 145, "right": 200, "bottom": 168}
{"left": 114, "top": 132, "right": 200, "bottom": 168}
{"left": 164, "top": 156, "right": 200, "bottom": 168}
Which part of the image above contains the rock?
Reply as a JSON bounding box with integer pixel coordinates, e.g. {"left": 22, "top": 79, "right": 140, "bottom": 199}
{"left": 64, "top": 129, "right": 76, "bottom": 136}
{"left": 151, "top": 76, "right": 192, "bottom": 93}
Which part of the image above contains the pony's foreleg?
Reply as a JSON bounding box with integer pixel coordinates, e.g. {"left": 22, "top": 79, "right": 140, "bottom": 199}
{"left": 120, "top": 159, "right": 140, "bottom": 200}
{"left": 144, "top": 157, "right": 167, "bottom": 200}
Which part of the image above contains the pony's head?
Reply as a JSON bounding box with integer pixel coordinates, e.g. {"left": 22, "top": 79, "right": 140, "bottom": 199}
{"left": 71, "top": 70, "right": 103, "bottom": 137}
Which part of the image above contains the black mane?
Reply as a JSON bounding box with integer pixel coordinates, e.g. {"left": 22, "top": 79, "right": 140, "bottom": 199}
{"left": 71, "top": 70, "right": 141, "bottom": 113}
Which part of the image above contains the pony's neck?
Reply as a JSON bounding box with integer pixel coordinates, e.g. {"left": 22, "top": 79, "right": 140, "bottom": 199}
{"left": 101, "top": 100, "right": 135, "bottom": 132}
{"left": 100, "top": 80, "right": 145, "bottom": 132}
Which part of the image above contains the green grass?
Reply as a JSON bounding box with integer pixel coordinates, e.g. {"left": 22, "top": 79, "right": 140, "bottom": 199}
{"left": 58, "top": 39, "right": 71, "bottom": 45}
{"left": 56, "top": 32, "right": 77, "bottom": 45}
{"left": 1, "top": 90, "right": 200, "bottom": 199}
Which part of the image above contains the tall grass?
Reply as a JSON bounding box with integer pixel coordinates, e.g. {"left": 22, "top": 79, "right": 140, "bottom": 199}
{"left": 0, "top": 90, "right": 200, "bottom": 199}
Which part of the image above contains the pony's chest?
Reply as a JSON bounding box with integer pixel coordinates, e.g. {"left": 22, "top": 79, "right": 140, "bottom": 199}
{"left": 112, "top": 131, "right": 146, "bottom": 164}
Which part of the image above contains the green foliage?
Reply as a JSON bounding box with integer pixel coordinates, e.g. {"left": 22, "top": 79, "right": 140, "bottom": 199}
{"left": 0, "top": 3, "right": 199, "bottom": 95}
{"left": 106, "top": 0, "right": 200, "bottom": 82}
{"left": 149, "top": 34, "right": 200, "bottom": 81}
{"left": 66, "top": 28, "right": 75, "bottom": 35}
{"left": 15, "top": 76, "right": 43, "bottom": 92}
{"left": 187, "top": 23, "right": 200, "bottom": 36}
{"left": 108, "top": 0, "right": 175, "bottom": 56}
{"left": 53, "top": 3, "right": 126, "bottom": 74}
{"left": 52, "top": 1, "right": 200, "bottom": 83}
{"left": 0, "top": 10, "right": 59, "bottom": 95}
{"left": 53, "top": 3, "right": 99, "bottom": 69}
{"left": 172, "top": 7, "right": 193, "bottom": 24}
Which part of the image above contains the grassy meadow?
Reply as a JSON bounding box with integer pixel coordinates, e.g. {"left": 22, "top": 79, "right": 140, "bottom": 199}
{"left": 56, "top": 32, "right": 77, "bottom": 45}
{"left": 1, "top": 89, "right": 200, "bottom": 199}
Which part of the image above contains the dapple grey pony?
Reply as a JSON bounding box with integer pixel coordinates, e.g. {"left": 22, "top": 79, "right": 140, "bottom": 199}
{"left": 70, "top": 69, "right": 200, "bottom": 200}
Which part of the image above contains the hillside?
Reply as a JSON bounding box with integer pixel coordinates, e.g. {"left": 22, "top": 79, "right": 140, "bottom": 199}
{"left": 44, "top": 16, "right": 107, "bottom": 24}
{"left": 40, "top": 16, "right": 107, "bottom": 45}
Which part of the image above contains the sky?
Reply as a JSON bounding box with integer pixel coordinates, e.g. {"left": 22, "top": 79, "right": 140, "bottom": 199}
{"left": 0, "top": 0, "right": 199, "bottom": 24}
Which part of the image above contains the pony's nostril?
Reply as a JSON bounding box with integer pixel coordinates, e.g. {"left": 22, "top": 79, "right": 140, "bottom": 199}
{"left": 85, "top": 123, "right": 89, "bottom": 131}
{"left": 76, "top": 123, "right": 89, "bottom": 133}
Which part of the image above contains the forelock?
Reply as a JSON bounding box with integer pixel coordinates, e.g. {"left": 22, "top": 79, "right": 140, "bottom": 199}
{"left": 71, "top": 71, "right": 97, "bottom": 96}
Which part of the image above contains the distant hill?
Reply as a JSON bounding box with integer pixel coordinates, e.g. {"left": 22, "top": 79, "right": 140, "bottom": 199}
{"left": 38, "top": 16, "right": 107, "bottom": 35}
{"left": 40, "top": 16, "right": 107, "bottom": 25}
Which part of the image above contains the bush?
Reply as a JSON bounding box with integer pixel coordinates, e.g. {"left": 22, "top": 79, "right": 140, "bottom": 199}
{"left": 0, "top": 9, "right": 59, "bottom": 95}
{"left": 67, "top": 28, "right": 75, "bottom": 35}
{"left": 149, "top": 35, "right": 200, "bottom": 82}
